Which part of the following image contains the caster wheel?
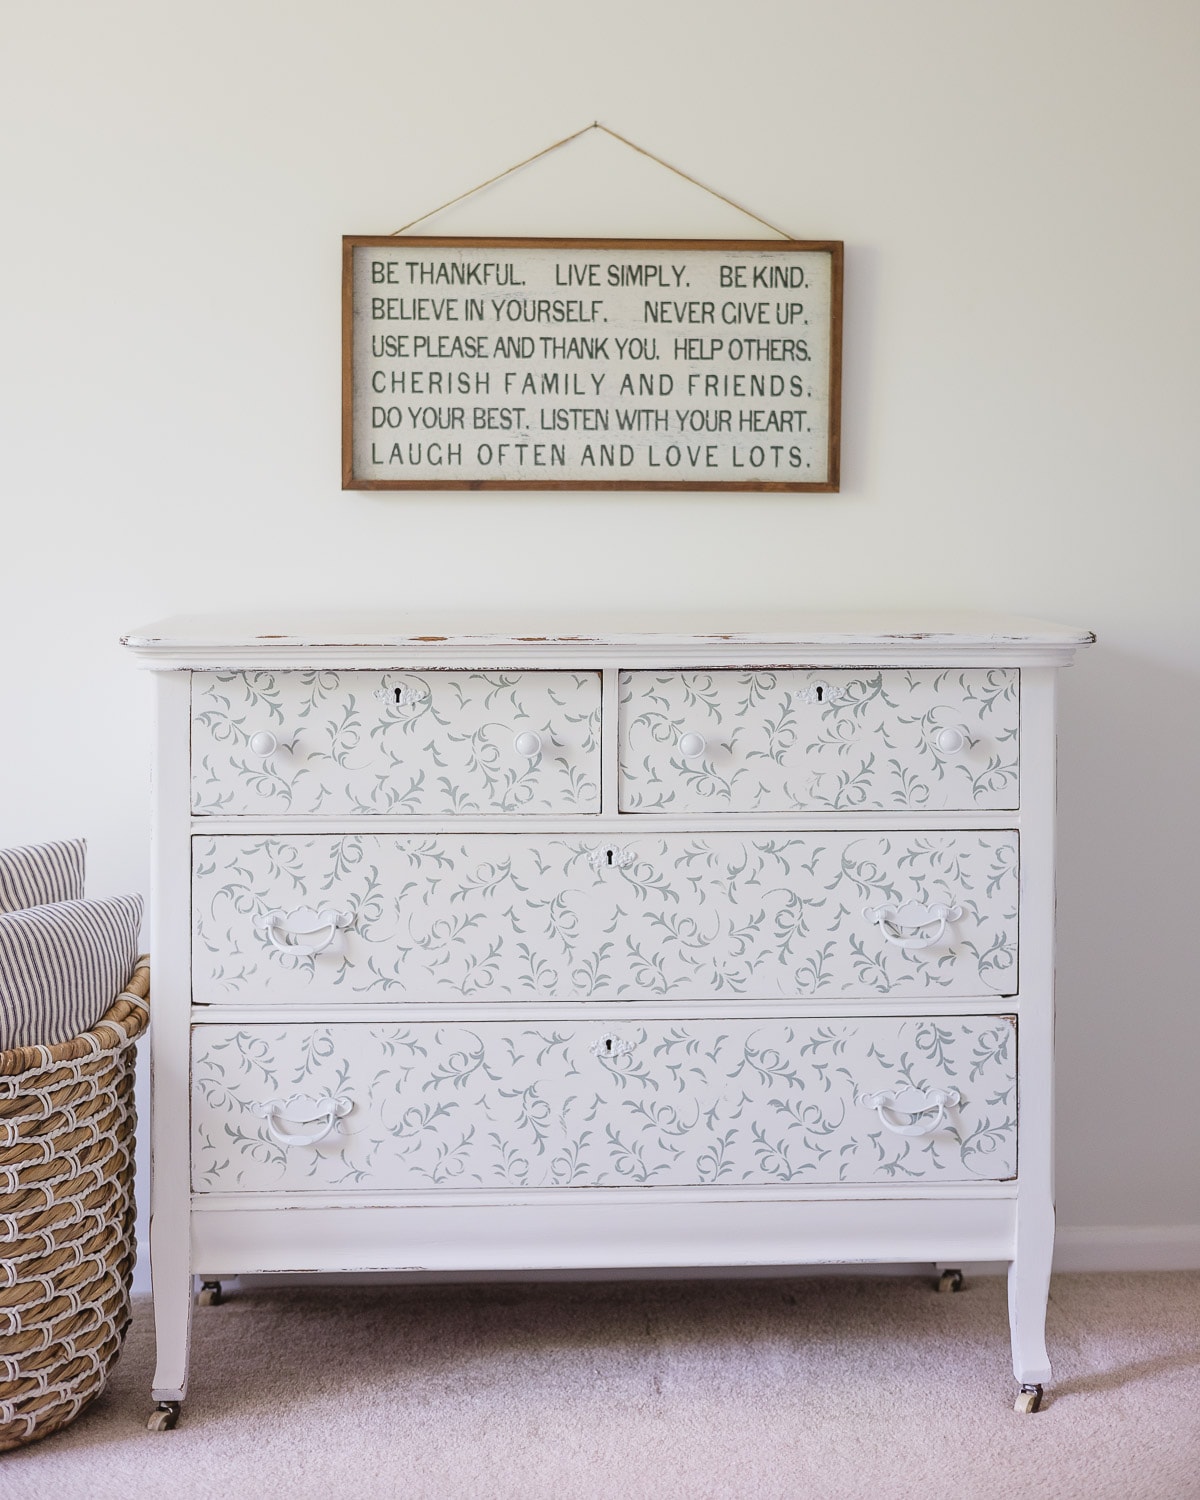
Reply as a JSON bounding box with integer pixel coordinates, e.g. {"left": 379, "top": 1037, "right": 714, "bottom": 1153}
{"left": 148, "top": 1401, "right": 181, "bottom": 1431}
{"left": 936, "top": 1268, "right": 964, "bottom": 1294}
{"left": 1014, "top": 1384, "right": 1044, "bottom": 1414}
{"left": 197, "top": 1280, "right": 223, "bottom": 1307}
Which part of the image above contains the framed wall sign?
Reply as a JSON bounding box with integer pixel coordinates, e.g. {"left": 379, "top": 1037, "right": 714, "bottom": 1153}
{"left": 342, "top": 237, "right": 842, "bottom": 492}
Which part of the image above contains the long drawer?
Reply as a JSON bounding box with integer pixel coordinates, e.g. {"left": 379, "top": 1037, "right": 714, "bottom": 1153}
{"left": 191, "top": 670, "right": 602, "bottom": 815}
{"left": 192, "top": 831, "right": 1018, "bottom": 1003}
{"left": 619, "top": 668, "right": 1020, "bottom": 812}
{"left": 190, "top": 1016, "right": 1018, "bottom": 1192}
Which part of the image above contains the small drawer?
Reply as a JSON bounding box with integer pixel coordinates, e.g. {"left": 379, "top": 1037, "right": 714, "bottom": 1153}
{"left": 191, "top": 1015, "right": 1017, "bottom": 1193}
{"left": 192, "top": 830, "right": 1018, "bottom": 1004}
{"left": 619, "top": 668, "right": 1019, "bottom": 812}
{"left": 191, "top": 670, "right": 601, "bottom": 816}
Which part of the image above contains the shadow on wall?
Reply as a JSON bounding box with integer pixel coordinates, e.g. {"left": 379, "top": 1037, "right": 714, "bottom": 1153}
{"left": 1054, "top": 643, "right": 1200, "bottom": 1226}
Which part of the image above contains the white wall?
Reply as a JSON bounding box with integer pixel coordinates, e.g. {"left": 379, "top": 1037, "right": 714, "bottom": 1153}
{"left": 2, "top": 1, "right": 1198, "bottom": 1263}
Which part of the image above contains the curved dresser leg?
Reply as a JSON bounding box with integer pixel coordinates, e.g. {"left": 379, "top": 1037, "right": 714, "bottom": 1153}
{"left": 150, "top": 1249, "right": 194, "bottom": 1407}
{"left": 1008, "top": 1231, "right": 1052, "bottom": 1410}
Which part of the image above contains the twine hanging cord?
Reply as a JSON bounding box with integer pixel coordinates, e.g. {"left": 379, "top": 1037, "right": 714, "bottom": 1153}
{"left": 390, "top": 123, "right": 794, "bottom": 239}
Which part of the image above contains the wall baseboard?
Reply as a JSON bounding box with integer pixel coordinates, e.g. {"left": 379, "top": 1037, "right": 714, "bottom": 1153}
{"left": 1052, "top": 1225, "right": 1200, "bottom": 1273}
{"left": 130, "top": 1226, "right": 1200, "bottom": 1298}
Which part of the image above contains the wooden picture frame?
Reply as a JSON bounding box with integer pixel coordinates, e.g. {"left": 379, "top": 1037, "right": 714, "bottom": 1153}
{"left": 342, "top": 237, "right": 842, "bottom": 492}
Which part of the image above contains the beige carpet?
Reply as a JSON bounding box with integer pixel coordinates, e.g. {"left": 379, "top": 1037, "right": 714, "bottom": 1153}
{"left": 3, "top": 1271, "right": 1199, "bottom": 1500}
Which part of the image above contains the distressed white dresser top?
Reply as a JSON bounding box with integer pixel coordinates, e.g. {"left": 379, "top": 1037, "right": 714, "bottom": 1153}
{"left": 122, "top": 611, "right": 1094, "bottom": 669}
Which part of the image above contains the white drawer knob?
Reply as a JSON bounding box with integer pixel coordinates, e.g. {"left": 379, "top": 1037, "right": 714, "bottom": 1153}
{"left": 248, "top": 731, "right": 278, "bottom": 757}
{"left": 934, "top": 726, "right": 966, "bottom": 754}
{"left": 678, "top": 732, "right": 707, "bottom": 759}
{"left": 513, "top": 730, "right": 543, "bottom": 759}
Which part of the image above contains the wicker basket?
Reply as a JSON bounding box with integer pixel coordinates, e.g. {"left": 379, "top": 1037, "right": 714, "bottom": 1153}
{"left": 0, "top": 959, "right": 149, "bottom": 1450}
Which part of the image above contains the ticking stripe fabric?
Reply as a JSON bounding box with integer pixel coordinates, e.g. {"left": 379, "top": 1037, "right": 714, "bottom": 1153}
{"left": 0, "top": 839, "right": 86, "bottom": 915}
{"left": 0, "top": 895, "right": 143, "bottom": 1050}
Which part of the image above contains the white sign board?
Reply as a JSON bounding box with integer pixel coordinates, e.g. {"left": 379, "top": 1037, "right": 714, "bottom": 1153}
{"left": 343, "top": 238, "right": 842, "bottom": 491}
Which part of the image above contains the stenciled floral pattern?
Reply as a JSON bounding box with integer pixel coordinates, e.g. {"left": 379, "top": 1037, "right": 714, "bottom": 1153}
{"left": 192, "top": 831, "right": 1018, "bottom": 1003}
{"left": 190, "top": 1016, "right": 1017, "bottom": 1192}
{"left": 619, "top": 669, "right": 1020, "bottom": 812}
{"left": 191, "top": 671, "right": 601, "bottom": 815}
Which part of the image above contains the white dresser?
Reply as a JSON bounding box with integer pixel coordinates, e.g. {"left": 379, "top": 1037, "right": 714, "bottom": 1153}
{"left": 123, "top": 612, "right": 1092, "bottom": 1423}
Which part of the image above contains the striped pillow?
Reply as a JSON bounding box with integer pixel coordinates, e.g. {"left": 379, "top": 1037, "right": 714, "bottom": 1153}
{"left": 0, "top": 839, "right": 86, "bottom": 914}
{"left": 0, "top": 894, "right": 143, "bottom": 1051}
